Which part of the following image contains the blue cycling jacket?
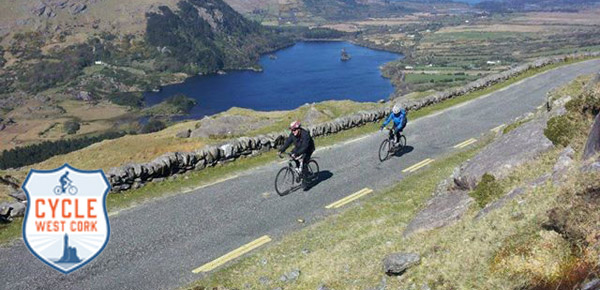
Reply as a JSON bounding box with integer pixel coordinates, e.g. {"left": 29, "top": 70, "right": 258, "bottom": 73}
{"left": 382, "top": 109, "right": 407, "bottom": 130}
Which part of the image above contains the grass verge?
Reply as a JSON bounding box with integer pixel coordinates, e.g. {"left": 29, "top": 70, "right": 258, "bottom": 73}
{"left": 187, "top": 140, "right": 487, "bottom": 289}
{"left": 187, "top": 144, "right": 571, "bottom": 289}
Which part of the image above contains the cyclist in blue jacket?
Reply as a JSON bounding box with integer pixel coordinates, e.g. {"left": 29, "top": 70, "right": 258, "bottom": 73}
{"left": 380, "top": 104, "right": 407, "bottom": 144}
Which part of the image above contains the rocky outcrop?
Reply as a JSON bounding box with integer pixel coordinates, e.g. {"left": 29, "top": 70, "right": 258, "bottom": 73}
{"left": 453, "top": 117, "right": 553, "bottom": 190}
{"left": 403, "top": 190, "right": 472, "bottom": 237}
{"left": 583, "top": 113, "right": 600, "bottom": 161}
{"left": 382, "top": 252, "right": 421, "bottom": 275}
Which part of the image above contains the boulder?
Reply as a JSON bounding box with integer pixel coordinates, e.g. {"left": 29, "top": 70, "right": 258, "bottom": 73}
{"left": 76, "top": 91, "right": 93, "bottom": 102}
{"left": 32, "top": 2, "right": 47, "bottom": 16}
{"left": 176, "top": 129, "right": 191, "bottom": 138}
{"left": 454, "top": 118, "right": 553, "bottom": 190}
{"left": 220, "top": 143, "right": 236, "bottom": 159}
{"left": 9, "top": 188, "right": 27, "bottom": 202}
{"left": 582, "top": 279, "right": 600, "bottom": 290}
{"left": 382, "top": 252, "right": 420, "bottom": 275}
{"left": 475, "top": 187, "right": 526, "bottom": 220}
{"left": 552, "top": 146, "right": 574, "bottom": 185}
{"left": 70, "top": 3, "right": 86, "bottom": 14}
{"left": 8, "top": 202, "right": 26, "bottom": 217}
{"left": 583, "top": 113, "right": 600, "bottom": 161}
{"left": 279, "top": 269, "right": 300, "bottom": 282}
{"left": 404, "top": 190, "right": 472, "bottom": 237}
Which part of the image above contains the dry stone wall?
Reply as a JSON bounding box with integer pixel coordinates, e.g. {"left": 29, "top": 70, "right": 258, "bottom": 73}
{"left": 106, "top": 52, "right": 600, "bottom": 192}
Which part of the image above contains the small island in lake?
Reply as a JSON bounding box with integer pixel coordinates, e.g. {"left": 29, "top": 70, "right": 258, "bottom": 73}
{"left": 340, "top": 48, "right": 351, "bottom": 61}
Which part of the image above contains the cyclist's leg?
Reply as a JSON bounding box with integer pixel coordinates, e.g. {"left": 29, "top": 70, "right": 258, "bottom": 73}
{"left": 393, "top": 127, "right": 400, "bottom": 143}
{"left": 301, "top": 152, "right": 312, "bottom": 177}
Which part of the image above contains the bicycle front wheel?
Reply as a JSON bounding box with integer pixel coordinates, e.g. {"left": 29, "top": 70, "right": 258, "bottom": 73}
{"left": 378, "top": 139, "right": 391, "bottom": 162}
{"left": 275, "top": 167, "right": 295, "bottom": 196}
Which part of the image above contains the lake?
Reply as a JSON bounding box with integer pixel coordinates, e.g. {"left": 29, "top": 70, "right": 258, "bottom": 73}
{"left": 143, "top": 41, "right": 402, "bottom": 119}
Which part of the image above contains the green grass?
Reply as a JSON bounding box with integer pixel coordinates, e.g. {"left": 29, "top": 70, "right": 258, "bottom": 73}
{"left": 404, "top": 73, "right": 478, "bottom": 84}
{"left": 503, "top": 117, "right": 532, "bottom": 135}
{"left": 0, "top": 218, "right": 23, "bottom": 245}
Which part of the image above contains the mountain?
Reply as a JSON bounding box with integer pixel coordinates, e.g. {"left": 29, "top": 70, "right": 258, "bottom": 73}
{"left": 0, "top": 0, "right": 292, "bottom": 97}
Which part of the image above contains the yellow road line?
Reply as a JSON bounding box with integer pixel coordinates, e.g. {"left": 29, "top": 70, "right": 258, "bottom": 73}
{"left": 192, "top": 235, "right": 272, "bottom": 273}
{"left": 326, "top": 188, "right": 374, "bottom": 209}
{"left": 406, "top": 159, "right": 434, "bottom": 172}
{"left": 453, "top": 138, "right": 477, "bottom": 149}
{"left": 491, "top": 124, "right": 505, "bottom": 133}
{"left": 402, "top": 158, "right": 434, "bottom": 173}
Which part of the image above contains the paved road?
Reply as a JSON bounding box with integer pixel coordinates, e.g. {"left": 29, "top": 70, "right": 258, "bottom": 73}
{"left": 1, "top": 60, "right": 599, "bottom": 290}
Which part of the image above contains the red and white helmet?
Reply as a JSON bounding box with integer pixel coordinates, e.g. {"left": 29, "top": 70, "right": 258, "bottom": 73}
{"left": 289, "top": 120, "right": 301, "bottom": 130}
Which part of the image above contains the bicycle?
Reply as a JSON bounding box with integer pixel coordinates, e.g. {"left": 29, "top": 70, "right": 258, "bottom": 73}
{"left": 53, "top": 182, "right": 78, "bottom": 195}
{"left": 378, "top": 127, "right": 406, "bottom": 162}
{"left": 274, "top": 153, "right": 320, "bottom": 196}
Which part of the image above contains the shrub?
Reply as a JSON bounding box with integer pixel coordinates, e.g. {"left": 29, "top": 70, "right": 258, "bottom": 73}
{"left": 544, "top": 115, "right": 576, "bottom": 147}
{"left": 108, "top": 92, "right": 144, "bottom": 108}
{"left": 141, "top": 119, "right": 166, "bottom": 133}
{"left": 165, "top": 94, "right": 197, "bottom": 113}
{"left": 470, "top": 173, "right": 504, "bottom": 208}
{"left": 63, "top": 120, "right": 80, "bottom": 135}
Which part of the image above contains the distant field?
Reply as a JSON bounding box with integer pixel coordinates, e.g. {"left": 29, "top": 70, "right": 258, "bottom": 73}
{"left": 404, "top": 72, "right": 479, "bottom": 84}
{"left": 437, "top": 24, "right": 559, "bottom": 33}
{"left": 512, "top": 9, "right": 600, "bottom": 26}
{"left": 427, "top": 31, "right": 529, "bottom": 41}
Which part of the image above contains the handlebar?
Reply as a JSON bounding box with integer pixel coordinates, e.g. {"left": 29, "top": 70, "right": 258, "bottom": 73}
{"left": 278, "top": 152, "right": 300, "bottom": 160}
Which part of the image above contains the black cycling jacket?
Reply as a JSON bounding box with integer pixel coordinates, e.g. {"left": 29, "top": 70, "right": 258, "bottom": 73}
{"left": 279, "top": 128, "right": 315, "bottom": 156}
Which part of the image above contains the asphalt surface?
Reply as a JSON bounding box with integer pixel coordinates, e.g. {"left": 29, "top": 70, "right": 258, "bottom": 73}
{"left": 1, "top": 59, "right": 599, "bottom": 290}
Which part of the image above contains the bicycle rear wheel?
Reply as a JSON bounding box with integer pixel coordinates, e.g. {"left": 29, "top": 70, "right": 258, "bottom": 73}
{"left": 398, "top": 135, "right": 406, "bottom": 149}
{"left": 378, "top": 139, "right": 391, "bottom": 162}
{"left": 306, "top": 159, "right": 319, "bottom": 179}
{"left": 275, "top": 167, "right": 295, "bottom": 196}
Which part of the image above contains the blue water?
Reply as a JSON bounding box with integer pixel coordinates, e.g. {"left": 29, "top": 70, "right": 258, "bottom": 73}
{"left": 451, "top": 0, "right": 482, "bottom": 4}
{"left": 143, "top": 41, "right": 402, "bottom": 119}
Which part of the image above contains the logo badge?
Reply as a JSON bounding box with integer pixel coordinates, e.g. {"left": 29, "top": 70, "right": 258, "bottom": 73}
{"left": 22, "top": 164, "right": 111, "bottom": 274}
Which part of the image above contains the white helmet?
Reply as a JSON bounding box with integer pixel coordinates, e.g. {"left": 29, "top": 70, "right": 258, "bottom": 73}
{"left": 392, "top": 104, "right": 402, "bottom": 114}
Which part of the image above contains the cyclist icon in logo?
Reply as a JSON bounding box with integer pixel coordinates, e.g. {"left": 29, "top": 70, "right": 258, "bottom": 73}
{"left": 53, "top": 171, "right": 78, "bottom": 195}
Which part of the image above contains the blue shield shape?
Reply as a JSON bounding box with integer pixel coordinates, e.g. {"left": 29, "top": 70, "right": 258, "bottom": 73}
{"left": 22, "top": 164, "right": 111, "bottom": 274}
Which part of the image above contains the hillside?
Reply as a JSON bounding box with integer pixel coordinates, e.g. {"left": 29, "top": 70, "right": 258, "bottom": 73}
{"left": 0, "top": 0, "right": 294, "bottom": 152}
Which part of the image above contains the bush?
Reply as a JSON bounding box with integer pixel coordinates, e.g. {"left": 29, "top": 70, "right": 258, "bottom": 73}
{"left": 544, "top": 115, "right": 576, "bottom": 147}
{"left": 63, "top": 120, "right": 80, "bottom": 135}
{"left": 108, "top": 92, "right": 144, "bottom": 108}
{"left": 141, "top": 119, "right": 166, "bottom": 133}
{"left": 165, "top": 94, "right": 197, "bottom": 113}
{"left": 470, "top": 173, "right": 504, "bottom": 208}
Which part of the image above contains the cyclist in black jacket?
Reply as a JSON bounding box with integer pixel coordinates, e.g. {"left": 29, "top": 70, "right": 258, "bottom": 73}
{"left": 278, "top": 121, "right": 315, "bottom": 189}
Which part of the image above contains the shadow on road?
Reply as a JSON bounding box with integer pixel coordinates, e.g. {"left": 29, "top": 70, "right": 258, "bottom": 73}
{"left": 392, "top": 145, "right": 414, "bottom": 158}
{"left": 282, "top": 170, "right": 334, "bottom": 195}
{"left": 307, "top": 170, "right": 333, "bottom": 190}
